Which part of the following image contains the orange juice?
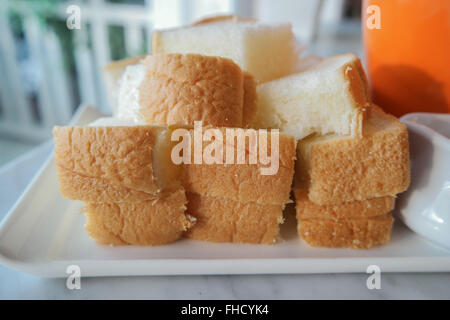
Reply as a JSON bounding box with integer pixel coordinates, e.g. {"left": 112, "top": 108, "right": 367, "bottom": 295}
{"left": 363, "top": 0, "right": 450, "bottom": 116}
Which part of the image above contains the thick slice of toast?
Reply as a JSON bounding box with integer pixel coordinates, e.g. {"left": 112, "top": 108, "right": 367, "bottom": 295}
{"left": 294, "top": 189, "right": 395, "bottom": 220}
{"left": 254, "top": 54, "right": 370, "bottom": 139}
{"left": 84, "top": 188, "right": 193, "bottom": 246}
{"left": 298, "top": 213, "right": 394, "bottom": 249}
{"left": 53, "top": 125, "right": 180, "bottom": 199}
{"left": 138, "top": 54, "right": 244, "bottom": 127}
{"left": 185, "top": 193, "right": 284, "bottom": 244}
{"left": 114, "top": 54, "right": 256, "bottom": 127}
{"left": 295, "top": 107, "right": 410, "bottom": 205}
{"left": 152, "top": 21, "right": 298, "bottom": 83}
{"left": 180, "top": 128, "right": 297, "bottom": 205}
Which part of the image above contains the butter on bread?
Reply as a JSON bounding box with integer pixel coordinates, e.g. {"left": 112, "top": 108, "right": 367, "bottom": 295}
{"left": 298, "top": 213, "right": 394, "bottom": 249}
{"left": 139, "top": 54, "right": 245, "bottom": 127}
{"left": 185, "top": 193, "right": 283, "bottom": 244}
{"left": 53, "top": 125, "right": 180, "bottom": 199}
{"left": 152, "top": 20, "right": 298, "bottom": 83}
{"left": 254, "top": 54, "right": 370, "bottom": 140}
{"left": 295, "top": 107, "right": 410, "bottom": 205}
{"left": 84, "top": 188, "right": 193, "bottom": 246}
{"left": 181, "top": 128, "right": 297, "bottom": 205}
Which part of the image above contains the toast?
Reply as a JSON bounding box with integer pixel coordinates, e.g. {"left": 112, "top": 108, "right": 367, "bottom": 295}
{"left": 185, "top": 193, "right": 283, "bottom": 244}
{"left": 139, "top": 54, "right": 244, "bottom": 127}
{"left": 57, "top": 167, "right": 161, "bottom": 203}
{"left": 53, "top": 125, "right": 180, "bottom": 199}
{"left": 84, "top": 188, "right": 193, "bottom": 246}
{"left": 295, "top": 107, "right": 410, "bottom": 205}
{"left": 117, "top": 54, "right": 248, "bottom": 127}
{"left": 181, "top": 128, "right": 297, "bottom": 204}
{"left": 254, "top": 54, "right": 370, "bottom": 139}
{"left": 294, "top": 189, "right": 395, "bottom": 220}
{"left": 298, "top": 213, "right": 394, "bottom": 249}
{"left": 152, "top": 21, "right": 298, "bottom": 83}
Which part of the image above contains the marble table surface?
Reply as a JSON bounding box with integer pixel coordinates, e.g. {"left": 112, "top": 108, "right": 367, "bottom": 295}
{"left": 0, "top": 142, "right": 449, "bottom": 300}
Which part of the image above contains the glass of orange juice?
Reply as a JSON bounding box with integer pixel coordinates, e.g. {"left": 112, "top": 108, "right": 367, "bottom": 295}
{"left": 362, "top": 0, "right": 450, "bottom": 117}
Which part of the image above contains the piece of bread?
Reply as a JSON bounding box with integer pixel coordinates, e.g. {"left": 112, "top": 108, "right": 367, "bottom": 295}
{"left": 139, "top": 54, "right": 244, "bottom": 127}
{"left": 57, "top": 167, "right": 162, "bottom": 203}
{"left": 53, "top": 125, "right": 180, "bottom": 199}
{"left": 102, "top": 56, "right": 145, "bottom": 114}
{"left": 117, "top": 54, "right": 246, "bottom": 127}
{"left": 84, "top": 188, "right": 194, "bottom": 246}
{"left": 253, "top": 54, "right": 370, "bottom": 140}
{"left": 294, "top": 189, "right": 395, "bottom": 220}
{"left": 180, "top": 128, "right": 297, "bottom": 204}
{"left": 295, "top": 107, "right": 410, "bottom": 205}
{"left": 298, "top": 213, "right": 394, "bottom": 249}
{"left": 185, "top": 193, "right": 284, "bottom": 244}
{"left": 152, "top": 21, "right": 298, "bottom": 83}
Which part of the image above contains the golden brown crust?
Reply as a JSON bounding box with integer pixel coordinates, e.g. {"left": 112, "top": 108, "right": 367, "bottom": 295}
{"left": 181, "top": 129, "right": 297, "bottom": 204}
{"left": 84, "top": 189, "right": 192, "bottom": 246}
{"left": 308, "top": 54, "right": 371, "bottom": 139}
{"left": 295, "top": 108, "right": 411, "bottom": 205}
{"left": 342, "top": 54, "right": 371, "bottom": 138}
{"left": 294, "top": 189, "right": 395, "bottom": 220}
{"left": 185, "top": 193, "right": 283, "bottom": 244}
{"left": 139, "top": 54, "right": 244, "bottom": 127}
{"left": 298, "top": 213, "right": 394, "bottom": 249}
{"left": 53, "top": 126, "right": 164, "bottom": 194}
{"left": 242, "top": 72, "right": 258, "bottom": 128}
{"left": 57, "top": 167, "right": 161, "bottom": 202}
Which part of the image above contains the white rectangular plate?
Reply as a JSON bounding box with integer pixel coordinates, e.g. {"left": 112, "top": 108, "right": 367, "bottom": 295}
{"left": 1, "top": 105, "right": 450, "bottom": 277}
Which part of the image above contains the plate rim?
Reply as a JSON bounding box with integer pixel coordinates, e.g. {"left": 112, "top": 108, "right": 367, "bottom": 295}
{"left": 1, "top": 105, "right": 450, "bottom": 277}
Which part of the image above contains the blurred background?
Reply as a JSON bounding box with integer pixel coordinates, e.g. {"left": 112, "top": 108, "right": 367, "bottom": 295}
{"left": 0, "top": 0, "right": 363, "bottom": 166}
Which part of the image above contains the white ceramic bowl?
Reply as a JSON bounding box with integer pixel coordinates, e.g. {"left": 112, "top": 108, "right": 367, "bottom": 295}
{"left": 398, "top": 113, "right": 450, "bottom": 249}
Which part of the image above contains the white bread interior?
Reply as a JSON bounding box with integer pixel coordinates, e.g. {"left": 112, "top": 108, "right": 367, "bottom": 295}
{"left": 152, "top": 22, "right": 298, "bottom": 83}
{"left": 102, "top": 56, "right": 144, "bottom": 114}
{"left": 117, "top": 64, "right": 146, "bottom": 123}
{"left": 253, "top": 54, "right": 370, "bottom": 140}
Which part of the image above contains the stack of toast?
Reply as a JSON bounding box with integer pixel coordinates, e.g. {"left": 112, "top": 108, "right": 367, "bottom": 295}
{"left": 293, "top": 106, "right": 410, "bottom": 248}
{"left": 53, "top": 16, "right": 410, "bottom": 249}
{"left": 53, "top": 125, "right": 193, "bottom": 245}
